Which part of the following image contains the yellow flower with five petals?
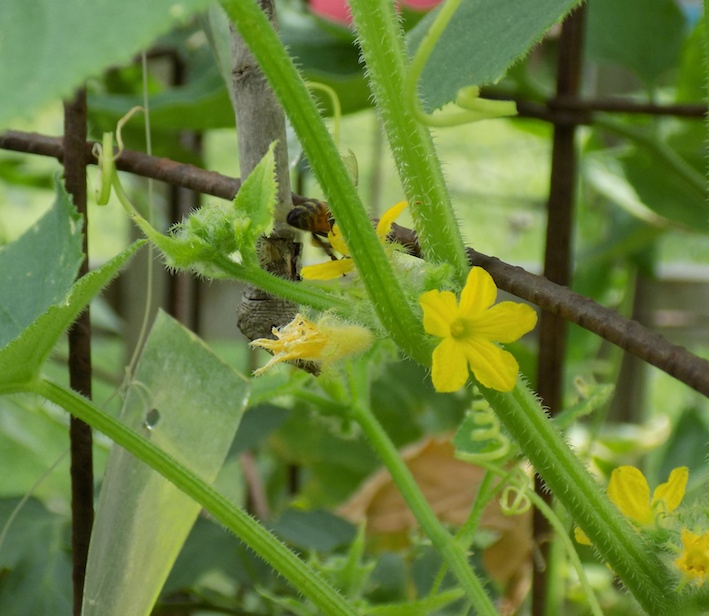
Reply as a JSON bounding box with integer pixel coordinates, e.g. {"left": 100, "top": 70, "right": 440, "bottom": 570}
{"left": 301, "top": 201, "right": 407, "bottom": 280}
{"left": 418, "top": 267, "right": 537, "bottom": 392}
{"left": 575, "top": 465, "right": 688, "bottom": 545}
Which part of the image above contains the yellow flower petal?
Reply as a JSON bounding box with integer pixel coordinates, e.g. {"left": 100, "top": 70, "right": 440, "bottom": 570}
{"left": 328, "top": 224, "right": 349, "bottom": 255}
{"left": 250, "top": 314, "right": 328, "bottom": 375}
{"left": 419, "top": 290, "right": 459, "bottom": 338}
{"left": 652, "top": 466, "right": 688, "bottom": 513}
{"left": 302, "top": 258, "right": 354, "bottom": 280}
{"left": 607, "top": 466, "right": 652, "bottom": 525}
{"left": 470, "top": 301, "right": 538, "bottom": 343}
{"left": 250, "top": 313, "right": 373, "bottom": 375}
{"left": 574, "top": 526, "right": 592, "bottom": 546}
{"left": 431, "top": 337, "right": 469, "bottom": 392}
{"left": 459, "top": 267, "right": 497, "bottom": 316}
{"left": 460, "top": 337, "right": 519, "bottom": 392}
{"left": 376, "top": 200, "right": 407, "bottom": 240}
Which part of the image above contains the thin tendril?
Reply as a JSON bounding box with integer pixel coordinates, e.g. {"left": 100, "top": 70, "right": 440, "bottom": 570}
{"left": 306, "top": 81, "right": 342, "bottom": 147}
{"left": 455, "top": 399, "right": 511, "bottom": 463}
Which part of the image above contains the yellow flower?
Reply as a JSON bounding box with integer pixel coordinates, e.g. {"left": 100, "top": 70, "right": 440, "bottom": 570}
{"left": 301, "top": 201, "right": 407, "bottom": 280}
{"left": 675, "top": 529, "right": 709, "bottom": 586}
{"left": 250, "top": 313, "right": 373, "bottom": 375}
{"left": 575, "top": 466, "right": 688, "bottom": 546}
{"left": 418, "top": 267, "right": 537, "bottom": 392}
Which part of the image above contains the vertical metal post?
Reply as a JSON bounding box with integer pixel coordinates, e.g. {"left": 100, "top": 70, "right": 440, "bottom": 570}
{"left": 533, "top": 7, "right": 586, "bottom": 615}
{"left": 63, "top": 88, "right": 94, "bottom": 616}
{"left": 166, "top": 52, "right": 203, "bottom": 331}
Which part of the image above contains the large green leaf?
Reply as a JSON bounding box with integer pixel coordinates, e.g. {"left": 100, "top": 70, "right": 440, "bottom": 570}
{"left": 585, "top": 0, "right": 685, "bottom": 88}
{"left": 407, "top": 0, "right": 582, "bottom": 112}
{"left": 621, "top": 149, "right": 709, "bottom": 233}
{"left": 82, "top": 311, "right": 249, "bottom": 616}
{"left": 269, "top": 508, "right": 355, "bottom": 553}
{"left": 675, "top": 18, "right": 706, "bottom": 103}
{"left": 0, "top": 0, "right": 212, "bottom": 129}
{"left": 0, "top": 180, "right": 83, "bottom": 348}
{"left": 0, "top": 497, "right": 72, "bottom": 615}
{"left": 162, "top": 515, "right": 271, "bottom": 596}
{"left": 0, "top": 241, "right": 143, "bottom": 386}
{"left": 582, "top": 149, "right": 709, "bottom": 233}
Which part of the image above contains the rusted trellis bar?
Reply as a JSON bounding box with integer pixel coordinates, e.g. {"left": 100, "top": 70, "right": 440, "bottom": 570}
{"left": 3, "top": 129, "right": 709, "bottom": 397}
{"left": 533, "top": 7, "right": 586, "bottom": 614}
{"left": 63, "top": 89, "right": 94, "bottom": 616}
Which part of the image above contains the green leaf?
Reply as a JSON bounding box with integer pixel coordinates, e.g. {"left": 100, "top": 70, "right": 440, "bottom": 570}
{"left": 407, "top": 0, "right": 582, "bottom": 112}
{"left": 229, "top": 403, "right": 288, "bottom": 454}
{"left": 621, "top": 149, "right": 709, "bottom": 233}
{"left": 676, "top": 19, "right": 706, "bottom": 103}
{"left": 280, "top": 10, "right": 372, "bottom": 115}
{"left": 0, "top": 0, "right": 212, "bottom": 129}
{"left": 0, "top": 396, "right": 107, "bottom": 502}
{"left": 88, "top": 67, "right": 235, "bottom": 131}
{"left": 583, "top": 149, "right": 709, "bottom": 233}
{"left": 367, "top": 589, "right": 465, "bottom": 616}
{"left": 0, "top": 497, "right": 72, "bottom": 615}
{"left": 232, "top": 141, "right": 278, "bottom": 241}
{"left": 82, "top": 311, "right": 249, "bottom": 616}
{"left": 0, "top": 180, "right": 83, "bottom": 349}
{"left": 163, "top": 516, "right": 271, "bottom": 594}
{"left": 270, "top": 509, "right": 356, "bottom": 553}
{"left": 585, "top": 0, "right": 685, "bottom": 88}
{"left": 0, "top": 241, "right": 143, "bottom": 386}
{"left": 272, "top": 404, "right": 380, "bottom": 506}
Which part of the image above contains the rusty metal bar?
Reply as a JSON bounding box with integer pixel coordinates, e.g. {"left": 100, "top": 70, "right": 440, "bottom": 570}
{"left": 533, "top": 7, "right": 586, "bottom": 614}
{"left": 63, "top": 88, "right": 94, "bottom": 616}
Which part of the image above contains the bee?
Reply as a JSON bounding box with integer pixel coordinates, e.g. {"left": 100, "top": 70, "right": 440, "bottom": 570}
{"left": 287, "top": 198, "right": 334, "bottom": 237}
{"left": 287, "top": 198, "right": 337, "bottom": 259}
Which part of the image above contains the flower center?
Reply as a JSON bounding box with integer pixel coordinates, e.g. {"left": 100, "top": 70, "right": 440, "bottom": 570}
{"left": 449, "top": 317, "right": 468, "bottom": 339}
{"left": 686, "top": 550, "right": 709, "bottom": 574}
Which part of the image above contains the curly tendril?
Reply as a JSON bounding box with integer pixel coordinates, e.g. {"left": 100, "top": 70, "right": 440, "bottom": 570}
{"left": 500, "top": 469, "right": 532, "bottom": 516}
{"left": 92, "top": 106, "right": 145, "bottom": 208}
{"left": 455, "top": 399, "right": 511, "bottom": 463}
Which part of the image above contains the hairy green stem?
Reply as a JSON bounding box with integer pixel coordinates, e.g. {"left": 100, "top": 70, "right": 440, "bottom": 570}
{"left": 210, "top": 253, "right": 352, "bottom": 315}
{"left": 482, "top": 382, "right": 679, "bottom": 615}
{"left": 428, "top": 469, "right": 498, "bottom": 600}
{"left": 28, "top": 378, "right": 359, "bottom": 616}
{"left": 347, "top": 361, "right": 497, "bottom": 615}
{"left": 347, "top": 0, "right": 469, "bottom": 281}
{"left": 219, "top": 0, "right": 430, "bottom": 365}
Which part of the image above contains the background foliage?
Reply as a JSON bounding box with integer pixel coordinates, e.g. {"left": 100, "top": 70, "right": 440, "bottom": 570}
{"left": 1, "top": 0, "right": 709, "bottom": 614}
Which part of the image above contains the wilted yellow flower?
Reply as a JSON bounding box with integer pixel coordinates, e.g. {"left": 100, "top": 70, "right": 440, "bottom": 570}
{"left": 575, "top": 466, "right": 688, "bottom": 546}
{"left": 301, "top": 201, "right": 407, "bottom": 280}
{"left": 418, "top": 267, "right": 537, "bottom": 392}
{"left": 250, "top": 313, "right": 373, "bottom": 375}
{"left": 675, "top": 529, "right": 709, "bottom": 586}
